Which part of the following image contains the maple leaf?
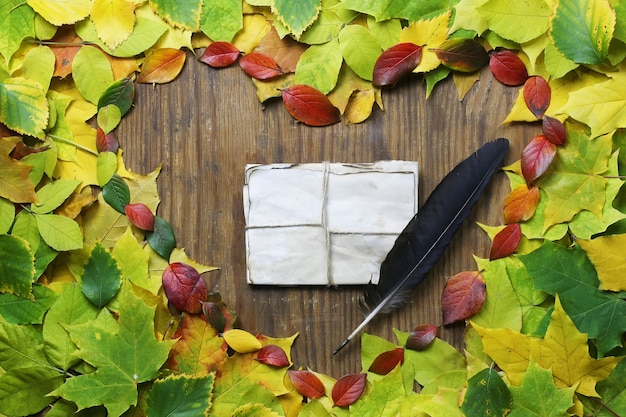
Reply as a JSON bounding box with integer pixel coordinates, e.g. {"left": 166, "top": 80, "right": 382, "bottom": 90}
{"left": 473, "top": 296, "right": 623, "bottom": 397}
{"left": 399, "top": 10, "right": 451, "bottom": 73}
{"left": 578, "top": 234, "right": 626, "bottom": 292}
{"left": 52, "top": 284, "right": 176, "bottom": 417}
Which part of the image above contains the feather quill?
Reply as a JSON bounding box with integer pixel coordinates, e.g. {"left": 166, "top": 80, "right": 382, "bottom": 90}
{"left": 333, "top": 138, "right": 509, "bottom": 354}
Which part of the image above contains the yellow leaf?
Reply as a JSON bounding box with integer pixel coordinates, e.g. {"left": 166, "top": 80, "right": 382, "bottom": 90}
{"left": 91, "top": 0, "right": 136, "bottom": 50}
{"left": 169, "top": 248, "right": 218, "bottom": 275}
{"left": 450, "top": 0, "right": 489, "bottom": 35}
{"left": 400, "top": 10, "right": 451, "bottom": 73}
{"left": 344, "top": 89, "right": 376, "bottom": 124}
{"left": 232, "top": 14, "right": 272, "bottom": 54}
{"left": 252, "top": 74, "right": 294, "bottom": 103}
{"left": 452, "top": 71, "right": 480, "bottom": 100}
{"left": 328, "top": 65, "right": 374, "bottom": 114}
{"left": 112, "top": 227, "right": 159, "bottom": 295}
{"left": 222, "top": 329, "right": 262, "bottom": 353}
{"left": 577, "top": 235, "right": 626, "bottom": 291}
{"left": 27, "top": 0, "right": 92, "bottom": 25}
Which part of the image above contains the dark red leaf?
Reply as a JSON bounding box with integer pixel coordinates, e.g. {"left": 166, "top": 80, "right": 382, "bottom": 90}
{"left": 523, "top": 76, "right": 551, "bottom": 119}
{"left": 372, "top": 42, "right": 422, "bottom": 87}
{"left": 503, "top": 184, "right": 540, "bottom": 224}
{"left": 96, "top": 127, "right": 120, "bottom": 154}
{"left": 256, "top": 344, "right": 290, "bottom": 367}
{"left": 9, "top": 141, "right": 49, "bottom": 160}
{"left": 434, "top": 38, "right": 489, "bottom": 72}
{"left": 368, "top": 347, "right": 404, "bottom": 375}
{"left": 488, "top": 49, "right": 528, "bottom": 86}
{"left": 332, "top": 373, "right": 366, "bottom": 407}
{"left": 124, "top": 203, "right": 154, "bottom": 231}
{"left": 162, "top": 262, "right": 208, "bottom": 314}
{"left": 201, "top": 301, "right": 226, "bottom": 333}
{"left": 239, "top": 52, "right": 283, "bottom": 80}
{"left": 489, "top": 223, "right": 522, "bottom": 260}
{"left": 288, "top": 370, "right": 325, "bottom": 399}
{"left": 441, "top": 271, "right": 486, "bottom": 325}
{"left": 405, "top": 324, "right": 438, "bottom": 351}
{"left": 282, "top": 84, "right": 341, "bottom": 126}
{"left": 199, "top": 41, "right": 241, "bottom": 68}
{"left": 521, "top": 134, "right": 557, "bottom": 184}
{"left": 542, "top": 116, "right": 566, "bottom": 146}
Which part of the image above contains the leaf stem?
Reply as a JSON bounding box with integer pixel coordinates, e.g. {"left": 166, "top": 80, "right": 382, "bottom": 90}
{"left": 27, "top": 40, "right": 96, "bottom": 47}
{"left": 48, "top": 134, "right": 98, "bottom": 156}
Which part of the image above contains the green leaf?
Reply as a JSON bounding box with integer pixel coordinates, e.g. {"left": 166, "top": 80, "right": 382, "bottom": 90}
{"left": 299, "top": 399, "right": 333, "bottom": 417}
{"left": 0, "top": 77, "right": 49, "bottom": 137}
{"left": 0, "top": 234, "right": 35, "bottom": 298}
{"left": 0, "top": 319, "right": 54, "bottom": 370}
{"left": 340, "top": 0, "right": 454, "bottom": 22}
{"left": 22, "top": 46, "right": 55, "bottom": 92}
{"left": 0, "top": 197, "right": 13, "bottom": 234}
{"left": 33, "top": 239, "right": 57, "bottom": 280}
{"left": 476, "top": 0, "right": 551, "bottom": 43}
{"left": 146, "top": 373, "right": 215, "bottom": 417}
{"left": 81, "top": 243, "right": 122, "bottom": 308}
{"left": 0, "top": 365, "right": 63, "bottom": 416}
{"left": 149, "top": 0, "right": 202, "bottom": 31}
{"left": 97, "top": 104, "right": 122, "bottom": 134}
{"left": 0, "top": 283, "right": 57, "bottom": 325}
{"left": 31, "top": 178, "right": 80, "bottom": 214}
{"left": 98, "top": 77, "right": 135, "bottom": 117}
{"left": 338, "top": 25, "right": 382, "bottom": 81}
{"left": 112, "top": 227, "right": 157, "bottom": 294}
{"left": 519, "top": 241, "right": 626, "bottom": 355}
{"left": 581, "top": 358, "right": 626, "bottom": 415}
{"left": 200, "top": 0, "right": 242, "bottom": 42}
{"left": 299, "top": 3, "right": 358, "bottom": 45}
{"left": 102, "top": 173, "right": 131, "bottom": 213}
{"left": 461, "top": 367, "right": 512, "bottom": 417}
{"left": 97, "top": 151, "right": 118, "bottom": 187}
{"left": 508, "top": 360, "right": 575, "bottom": 417}
{"left": 43, "top": 283, "right": 98, "bottom": 370}
{"left": 72, "top": 46, "right": 114, "bottom": 105}
{"left": 273, "top": 0, "right": 321, "bottom": 39}
{"left": 294, "top": 38, "right": 343, "bottom": 94}
{"left": 0, "top": 0, "right": 35, "bottom": 63}
{"left": 53, "top": 284, "right": 176, "bottom": 417}
{"left": 35, "top": 213, "right": 83, "bottom": 251}
{"left": 11, "top": 210, "right": 40, "bottom": 253}
{"left": 349, "top": 365, "right": 407, "bottom": 417}
{"left": 147, "top": 215, "right": 176, "bottom": 260}
{"left": 550, "top": 0, "right": 615, "bottom": 65}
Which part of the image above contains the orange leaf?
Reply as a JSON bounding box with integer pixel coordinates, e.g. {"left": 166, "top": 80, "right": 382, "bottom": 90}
{"left": 282, "top": 84, "right": 341, "bottom": 126}
{"left": 523, "top": 76, "right": 551, "bottom": 119}
{"left": 441, "top": 271, "right": 486, "bottom": 325}
{"left": 521, "top": 134, "right": 557, "bottom": 184}
{"left": 489, "top": 223, "right": 522, "bottom": 260}
{"left": 239, "top": 52, "right": 283, "bottom": 80}
{"left": 138, "top": 48, "right": 186, "bottom": 84}
{"left": 49, "top": 26, "right": 82, "bottom": 79}
{"left": 503, "top": 184, "right": 540, "bottom": 224}
{"left": 199, "top": 41, "right": 240, "bottom": 68}
{"left": 256, "top": 27, "right": 307, "bottom": 73}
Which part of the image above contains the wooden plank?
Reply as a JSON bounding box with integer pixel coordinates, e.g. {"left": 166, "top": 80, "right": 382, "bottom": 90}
{"left": 118, "top": 57, "right": 535, "bottom": 377}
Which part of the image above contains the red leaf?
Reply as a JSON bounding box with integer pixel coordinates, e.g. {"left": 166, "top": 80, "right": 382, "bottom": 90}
{"left": 488, "top": 49, "right": 528, "bottom": 86}
{"left": 368, "top": 347, "right": 405, "bottom": 375}
{"left": 332, "top": 373, "right": 367, "bottom": 407}
{"left": 521, "top": 134, "right": 557, "bottom": 184}
{"left": 489, "top": 223, "right": 522, "bottom": 260}
{"left": 372, "top": 42, "right": 422, "bottom": 87}
{"left": 542, "top": 116, "right": 566, "bottom": 146}
{"left": 239, "top": 52, "right": 283, "bottom": 80}
{"left": 523, "top": 76, "right": 551, "bottom": 119}
{"left": 138, "top": 48, "right": 186, "bottom": 84}
{"left": 124, "top": 203, "right": 154, "bottom": 231}
{"left": 162, "top": 262, "right": 208, "bottom": 314}
{"left": 503, "top": 184, "right": 540, "bottom": 224}
{"left": 441, "top": 271, "right": 486, "bottom": 325}
{"left": 256, "top": 344, "right": 290, "bottom": 368}
{"left": 96, "top": 127, "right": 120, "bottom": 154}
{"left": 199, "top": 41, "right": 241, "bottom": 68}
{"left": 288, "top": 370, "right": 325, "bottom": 399}
{"left": 282, "top": 84, "right": 341, "bottom": 126}
{"left": 434, "top": 38, "right": 489, "bottom": 72}
{"left": 405, "top": 324, "right": 438, "bottom": 351}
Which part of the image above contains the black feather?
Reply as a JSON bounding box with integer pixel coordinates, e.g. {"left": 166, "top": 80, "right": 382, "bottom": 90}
{"left": 333, "top": 138, "right": 509, "bottom": 354}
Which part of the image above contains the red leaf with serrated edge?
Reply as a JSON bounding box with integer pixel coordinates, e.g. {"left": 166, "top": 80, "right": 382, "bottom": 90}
{"left": 405, "top": 324, "right": 438, "bottom": 351}
{"left": 542, "top": 116, "right": 566, "bottom": 146}
{"left": 488, "top": 49, "right": 528, "bottom": 86}
{"left": 162, "top": 262, "right": 208, "bottom": 314}
{"left": 441, "top": 271, "right": 486, "bottom": 325}
{"left": 489, "top": 223, "right": 522, "bottom": 260}
{"left": 372, "top": 42, "right": 422, "bottom": 87}
{"left": 124, "top": 203, "right": 154, "bottom": 231}
{"left": 368, "top": 347, "right": 404, "bottom": 375}
{"left": 434, "top": 38, "right": 489, "bottom": 72}
{"left": 332, "top": 373, "right": 367, "bottom": 407}
{"left": 138, "top": 48, "right": 186, "bottom": 84}
{"left": 282, "top": 85, "right": 341, "bottom": 126}
{"left": 503, "top": 184, "right": 540, "bottom": 224}
{"left": 288, "top": 370, "right": 325, "bottom": 399}
{"left": 96, "top": 127, "right": 120, "bottom": 154}
{"left": 521, "top": 134, "right": 557, "bottom": 184}
{"left": 239, "top": 52, "right": 283, "bottom": 80}
{"left": 523, "top": 76, "right": 551, "bottom": 119}
{"left": 199, "top": 41, "right": 241, "bottom": 68}
{"left": 256, "top": 344, "right": 290, "bottom": 368}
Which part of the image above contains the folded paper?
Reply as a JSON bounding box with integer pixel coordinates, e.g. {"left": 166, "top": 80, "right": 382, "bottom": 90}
{"left": 244, "top": 161, "right": 419, "bottom": 285}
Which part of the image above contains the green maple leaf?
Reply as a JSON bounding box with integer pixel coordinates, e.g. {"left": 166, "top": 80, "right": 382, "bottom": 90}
{"left": 581, "top": 358, "right": 626, "bottom": 415}
{"left": 52, "top": 284, "right": 175, "bottom": 417}
{"left": 508, "top": 361, "right": 575, "bottom": 417}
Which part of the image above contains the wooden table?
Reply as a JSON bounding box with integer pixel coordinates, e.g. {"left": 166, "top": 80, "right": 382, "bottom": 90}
{"left": 118, "top": 54, "right": 535, "bottom": 378}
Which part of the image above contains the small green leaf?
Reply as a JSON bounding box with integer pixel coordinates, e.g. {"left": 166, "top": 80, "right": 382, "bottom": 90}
{"left": 477, "top": 0, "right": 551, "bottom": 43}
{"left": 0, "top": 0, "right": 36, "bottom": 63}
{"left": 146, "top": 373, "right": 215, "bottom": 417}
{"left": 97, "top": 151, "right": 118, "bottom": 187}
{"left": 102, "top": 173, "right": 131, "bottom": 213}
{"left": 149, "top": 0, "right": 202, "bottom": 31}
{"left": 294, "top": 38, "right": 343, "bottom": 94}
{"left": 0, "top": 284, "right": 57, "bottom": 325}
{"left": 0, "top": 365, "right": 63, "bottom": 416}
{"left": 0, "top": 77, "right": 49, "bottom": 138}
{"left": 81, "top": 243, "right": 122, "bottom": 308}
{"left": 31, "top": 179, "right": 80, "bottom": 214}
{"left": 461, "top": 367, "right": 512, "bottom": 417}
{"left": 98, "top": 77, "right": 135, "bottom": 117}
{"left": 72, "top": 45, "right": 114, "bottom": 104}
{"left": 35, "top": 213, "right": 83, "bottom": 251}
{"left": 0, "top": 197, "right": 15, "bottom": 234}
{"left": 200, "top": 0, "right": 242, "bottom": 42}
{"left": 146, "top": 216, "right": 176, "bottom": 259}
{"left": 0, "top": 234, "right": 35, "bottom": 298}
{"left": 22, "top": 46, "right": 55, "bottom": 92}
{"left": 273, "top": 0, "right": 321, "bottom": 39}
{"left": 97, "top": 104, "right": 122, "bottom": 134}
{"left": 338, "top": 24, "right": 382, "bottom": 81}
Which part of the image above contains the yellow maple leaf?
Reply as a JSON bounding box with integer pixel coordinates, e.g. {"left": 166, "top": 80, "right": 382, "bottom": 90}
{"left": 27, "top": 0, "right": 92, "bottom": 25}
{"left": 91, "top": 0, "right": 136, "bottom": 50}
{"left": 577, "top": 236, "right": 626, "bottom": 292}
{"left": 400, "top": 10, "right": 451, "bottom": 73}
{"left": 452, "top": 71, "right": 480, "bottom": 100}
{"left": 473, "top": 297, "right": 623, "bottom": 397}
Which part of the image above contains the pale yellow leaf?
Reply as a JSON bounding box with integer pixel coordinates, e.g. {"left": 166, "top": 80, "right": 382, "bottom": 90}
{"left": 400, "top": 11, "right": 451, "bottom": 73}
{"left": 450, "top": 0, "right": 490, "bottom": 34}
{"left": 232, "top": 14, "right": 272, "bottom": 54}
{"left": 452, "top": 71, "right": 480, "bottom": 100}
{"left": 27, "top": 0, "right": 93, "bottom": 25}
{"left": 222, "top": 329, "right": 262, "bottom": 353}
{"left": 91, "top": 0, "right": 136, "bottom": 50}
{"left": 344, "top": 89, "right": 376, "bottom": 124}
{"left": 577, "top": 235, "right": 626, "bottom": 291}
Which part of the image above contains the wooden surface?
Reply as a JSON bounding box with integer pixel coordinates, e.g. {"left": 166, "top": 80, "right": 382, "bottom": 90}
{"left": 118, "top": 54, "right": 535, "bottom": 378}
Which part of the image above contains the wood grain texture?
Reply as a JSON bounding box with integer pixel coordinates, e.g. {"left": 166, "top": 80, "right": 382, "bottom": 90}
{"left": 118, "top": 54, "right": 535, "bottom": 378}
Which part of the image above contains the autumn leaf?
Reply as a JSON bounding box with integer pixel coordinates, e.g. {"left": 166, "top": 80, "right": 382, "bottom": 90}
{"left": 294, "top": 39, "right": 343, "bottom": 94}
{"left": 239, "top": 52, "right": 283, "bottom": 80}
{"left": 521, "top": 135, "right": 557, "bottom": 184}
{"left": 0, "top": 138, "right": 37, "bottom": 203}
{"left": 0, "top": 0, "right": 36, "bottom": 63}
{"left": 349, "top": 366, "right": 409, "bottom": 416}
{"left": 162, "top": 262, "right": 208, "bottom": 314}
{"left": 256, "top": 27, "right": 307, "bottom": 73}
{"left": 542, "top": 116, "right": 566, "bottom": 146}
{"left": 222, "top": 329, "right": 262, "bottom": 353}
{"left": 399, "top": 10, "right": 451, "bottom": 73}
{"left": 138, "top": 48, "right": 186, "bottom": 84}
{"left": 368, "top": 347, "right": 405, "bottom": 375}
{"left": 288, "top": 370, "right": 326, "bottom": 399}
{"left": 338, "top": 24, "right": 382, "bottom": 81}
{"left": 434, "top": 38, "right": 489, "bottom": 73}
{"left": 372, "top": 42, "right": 422, "bottom": 87}
{"left": 332, "top": 373, "right": 367, "bottom": 407}
{"left": 404, "top": 324, "right": 437, "bottom": 351}
{"left": 124, "top": 202, "right": 155, "bottom": 231}
{"left": 503, "top": 184, "right": 540, "bottom": 224}
{"left": 81, "top": 242, "right": 122, "bottom": 308}
{"left": 523, "top": 76, "right": 551, "bottom": 119}
{"left": 577, "top": 234, "right": 626, "bottom": 291}
{"left": 488, "top": 49, "right": 528, "bottom": 86}
{"left": 256, "top": 345, "right": 290, "bottom": 368}
{"left": 0, "top": 234, "right": 35, "bottom": 299}
{"left": 199, "top": 41, "right": 241, "bottom": 67}
{"left": 339, "top": 0, "right": 444, "bottom": 22}
{"left": 72, "top": 46, "right": 115, "bottom": 105}
{"left": 199, "top": 0, "right": 243, "bottom": 42}
{"left": 489, "top": 223, "right": 521, "bottom": 260}
{"left": 48, "top": 26, "right": 83, "bottom": 78}
{"left": 441, "top": 271, "right": 486, "bottom": 325}
{"left": 91, "top": 0, "right": 135, "bottom": 50}
{"left": 282, "top": 84, "right": 341, "bottom": 126}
